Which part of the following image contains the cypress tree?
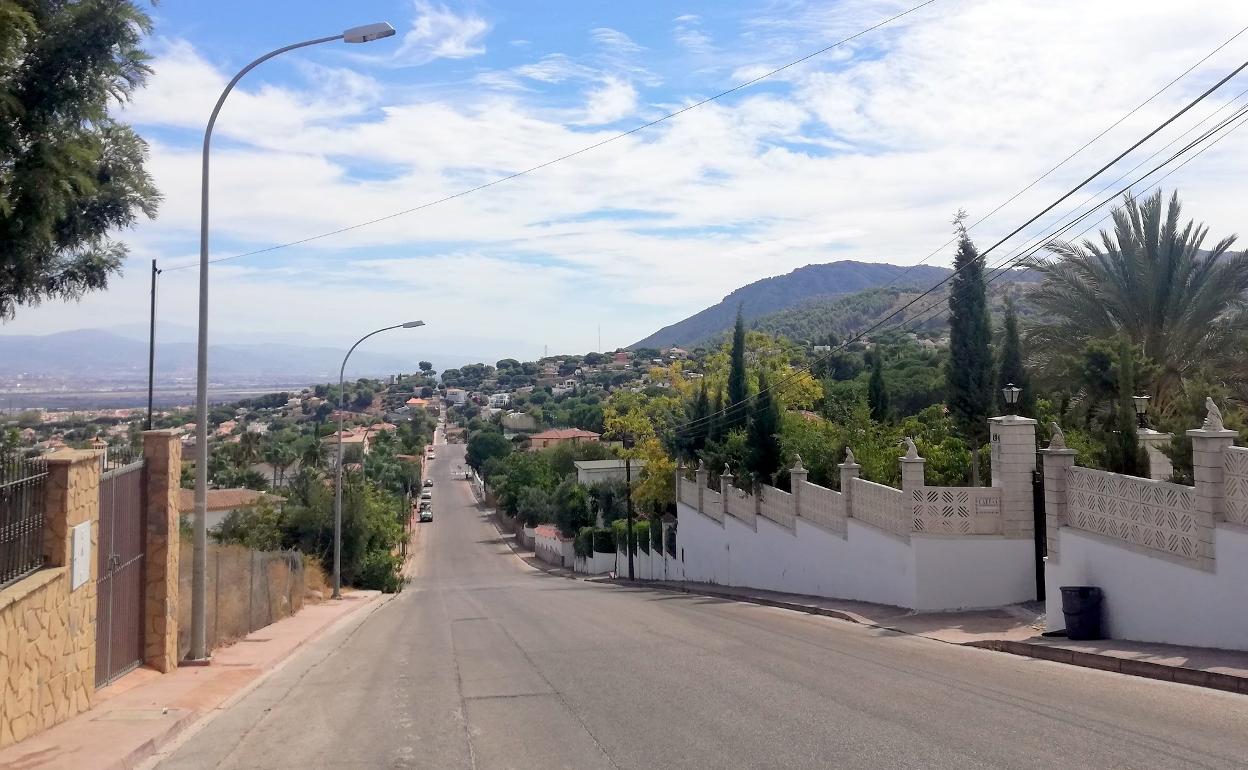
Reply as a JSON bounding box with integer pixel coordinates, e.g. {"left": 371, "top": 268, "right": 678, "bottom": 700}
{"left": 996, "top": 298, "right": 1034, "bottom": 416}
{"left": 726, "top": 307, "right": 748, "bottom": 432}
{"left": 747, "top": 370, "right": 782, "bottom": 485}
{"left": 867, "top": 348, "right": 889, "bottom": 422}
{"left": 946, "top": 222, "right": 994, "bottom": 448}
{"left": 681, "top": 381, "right": 711, "bottom": 461}
{"left": 1104, "top": 340, "right": 1149, "bottom": 476}
{"left": 707, "top": 389, "right": 725, "bottom": 445}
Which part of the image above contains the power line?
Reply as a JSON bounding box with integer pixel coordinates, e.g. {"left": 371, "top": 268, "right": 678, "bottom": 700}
{"left": 671, "top": 58, "right": 1248, "bottom": 438}
{"left": 874, "top": 24, "right": 1248, "bottom": 294}
{"left": 163, "top": 0, "right": 939, "bottom": 273}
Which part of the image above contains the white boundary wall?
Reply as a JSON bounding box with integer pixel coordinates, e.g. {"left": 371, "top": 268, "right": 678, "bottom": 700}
{"left": 677, "top": 500, "right": 1033, "bottom": 611}
{"left": 1044, "top": 524, "right": 1248, "bottom": 650}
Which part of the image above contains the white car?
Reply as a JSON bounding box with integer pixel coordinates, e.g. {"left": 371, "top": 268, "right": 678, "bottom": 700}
{"left": 420, "top": 490, "right": 432, "bottom": 502}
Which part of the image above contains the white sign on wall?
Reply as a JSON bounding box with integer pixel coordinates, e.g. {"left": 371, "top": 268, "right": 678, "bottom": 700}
{"left": 71, "top": 521, "right": 91, "bottom": 590}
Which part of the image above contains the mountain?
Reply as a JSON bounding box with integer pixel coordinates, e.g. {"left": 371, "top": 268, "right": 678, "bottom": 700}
{"left": 0, "top": 329, "right": 414, "bottom": 381}
{"left": 632, "top": 261, "right": 958, "bottom": 349}
{"left": 633, "top": 261, "right": 957, "bottom": 349}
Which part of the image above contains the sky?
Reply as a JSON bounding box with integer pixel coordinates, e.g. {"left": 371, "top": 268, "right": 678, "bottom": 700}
{"left": 6, "top": 0, "right": 1248, "bottom": 365}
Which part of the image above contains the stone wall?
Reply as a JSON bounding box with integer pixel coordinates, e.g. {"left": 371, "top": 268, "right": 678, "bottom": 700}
{"left": 0, "top": 451, "right": 99, "bottom": 748}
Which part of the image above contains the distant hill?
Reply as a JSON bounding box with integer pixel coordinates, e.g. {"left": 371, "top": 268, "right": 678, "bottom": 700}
{"left": 632, "top": 261, "right": 955, "bottom": 349}
{"left": 745, "top": 274, "right": 1040, "bottom": 346}
{"left": 0, "top": 329, "right": 412, "bottom": 381}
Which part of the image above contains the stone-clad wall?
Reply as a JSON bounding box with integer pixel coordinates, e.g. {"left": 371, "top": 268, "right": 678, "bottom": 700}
{"left": 0, "top": 451, "right": 99, "bottom": 748}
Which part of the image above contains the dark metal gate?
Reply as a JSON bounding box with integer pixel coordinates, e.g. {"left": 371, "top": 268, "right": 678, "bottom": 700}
{"left": 1032, "top": 468, "right": 1047, "bottom": 602}
{"left": 96, "top": 456, "right": 146, "bottom": 687}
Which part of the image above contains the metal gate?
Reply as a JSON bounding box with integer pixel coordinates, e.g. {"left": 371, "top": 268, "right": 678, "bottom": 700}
{"left": 96, "top": 456, "right": 146, "bottom": 687}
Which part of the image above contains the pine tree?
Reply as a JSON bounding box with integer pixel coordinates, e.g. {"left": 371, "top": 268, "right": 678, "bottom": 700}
{"left": 725, "top": 306, "right": 748, "bottom": 433}
{"left": 946, "top": 221, "right": 994, "bottom": 448}
{"left": 867, "top": 349, "right": 889, "bottom": 422}
{"left": 747, "top": 370, "right": 782, "bottom": 485}
{"left": 1104, "top": 340, "right": 1149, "bottom": 476}
{"left": 996, "top": 298, "right": 1034, "bottom": 416}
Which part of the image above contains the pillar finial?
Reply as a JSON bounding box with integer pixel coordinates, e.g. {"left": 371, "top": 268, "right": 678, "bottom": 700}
{"left": 902, "top": 436, "right": 919, "bottom": 460}
{"left": 1048, "top": 422, "right": 1066, "bottom": 450}
{"left": 1203, "top": 396, "right": 1225, "bottom": 431}
{"left": 844, "top": 447, "right": 855, "bottom": 465}
{"left": 793, "top": 453, "right": 805, "bottom": 472}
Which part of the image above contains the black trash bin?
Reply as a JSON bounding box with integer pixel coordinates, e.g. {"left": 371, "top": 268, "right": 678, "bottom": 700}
{"left": 1060, "top": 586, "right": 1103, "bottom": 640}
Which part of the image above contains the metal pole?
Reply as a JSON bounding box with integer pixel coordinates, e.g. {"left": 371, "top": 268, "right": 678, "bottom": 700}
{"left": 333, "top": 325, "right": 406, "bottom": 599}
{"left": 192, "top": 33, "right": 343, "bottom": 661}
{"left": 146, "top": 260, "right": 159, "bottom": 431}
{"left": 625, "top": 455, "right": 635, "bottom": 581}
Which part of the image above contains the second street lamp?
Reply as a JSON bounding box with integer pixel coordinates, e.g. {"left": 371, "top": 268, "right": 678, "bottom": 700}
{"left": 333, "top": 321, "right": 425, "bottom": 599}
{"left": 190, "top": 21, "right": 396, "bottom": 662}
{"left": 1134, "top": 394, "right": 1151, "bottom": 429}
{"left": 1002, "top": 383, "right": 1021, "bottom": 415}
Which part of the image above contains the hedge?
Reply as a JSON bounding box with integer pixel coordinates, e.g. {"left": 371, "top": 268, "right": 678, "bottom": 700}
{"left": 574, "top": 527, "right": 594, "bottom": 559}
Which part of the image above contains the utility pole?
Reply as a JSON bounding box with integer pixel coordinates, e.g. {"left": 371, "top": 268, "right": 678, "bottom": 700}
{"left": 146, "top": 259, "right": 161, "bottom": 431}
{"left": 623, "top": 432, "right": 635, "bottom": 580}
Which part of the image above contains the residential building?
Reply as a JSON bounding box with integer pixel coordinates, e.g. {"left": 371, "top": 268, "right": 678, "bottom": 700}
{"left": 528, "top": 427, "right": 601, "bottom": 450}
{"left": 502, "top": 411, "right": 538, "bottom": 432}
{"left": 665, "top": 346, "right": 690, "bottom": 360}
{"left": 214, "top": 420, "right": 237, "bottom": 437}
{"left": 445, "top": 388, "right": 467, "bottom": 405}
{"left": 574, "top": 458, "right": 646, "bottom": 486}
{"left": 488, "top": 392, "right": 511, "bottom": 408}
{"left": 177, "top": 488, "right": 283, "bottom": 532}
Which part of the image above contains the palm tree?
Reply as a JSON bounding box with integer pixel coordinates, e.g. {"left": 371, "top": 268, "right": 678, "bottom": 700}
{"left": 238, "top": 431, "right": 263, "bottom": 466}
{"left": 300, "top": 439, "right": 326, "bottom": 471}
{"left": 1026, "top": 189, "right": 1248, "bottom": 413}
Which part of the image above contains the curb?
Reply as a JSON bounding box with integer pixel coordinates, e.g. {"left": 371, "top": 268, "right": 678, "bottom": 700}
{"left": 605, "top": 580, "right": 1248, "bottom": 696}
{"left": 606, "top": 579, "right": 863, "bottom": 626}
{"left": 964, "top": 639, "right": 1248, "bottom": 695}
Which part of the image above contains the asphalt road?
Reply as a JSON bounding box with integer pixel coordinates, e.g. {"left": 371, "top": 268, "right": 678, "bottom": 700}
{"left": 159, "top": 442, "right": 1248, "bottom": 769}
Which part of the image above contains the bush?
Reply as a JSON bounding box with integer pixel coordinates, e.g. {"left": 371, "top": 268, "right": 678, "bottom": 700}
{"left": 650, "top": 517, "right": 663, "bottom": 550}
{"left": 592, "top": 527, "right": 616, "bottom": 554}
{"left": 611, "top": 519, "right": 628, "bottom": 552}
{"left": 574, "top": 527, "right": 594, "bottom": 559}
{"left": 356, "top": 550, "right": 403, "bottom": 593}
{"left": 634, "top": 520, "right": 650, "bottom": 553}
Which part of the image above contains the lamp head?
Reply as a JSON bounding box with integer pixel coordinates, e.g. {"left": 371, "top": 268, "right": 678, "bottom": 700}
{"left": 344, "top": 22, "right": 397, "bottom": 44}
{"left": 402, "top": 320, "right": 426, "bottom": 328}
{"left": 1002, "top": 383, "right": 1021, "bottom": 406}
{"left": 1133, "top": 394, "right": 1150, "bottom": 416}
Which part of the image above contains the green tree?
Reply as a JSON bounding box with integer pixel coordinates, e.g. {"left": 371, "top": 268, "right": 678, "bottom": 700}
{"left": 867, "top": 349, "right": 890, "bottom": 422}
{"left": 725, "top": 307, "right": 748, "bottom": 432}
{"left": 1027, "top": 189, "right": 1248, "bottom": 412}
{"left": 996, "top": 298, "right": 1034, "bottom": 416}
{"left": 946, "top": 221, "right": 994, "bottom": 449}
{"left": 466, "top": 429, "right": 511, "bottom": 471}
{"left": 1103, "top": 340, "right": 1149, "bottom": 476}
{"left": 0, "top": 0, "right": 161, "bottom": 317}
{"left": 552, "top": 478, "right": 592, "bottom": 536}
{"left": 418, "top": 361, "right": 433, "bottom": 372}
{"left": 516, "top": 486, "right": 554, "bottom": 527}
{"left": 747, "top": 370, "right": 782, "bottom": 485}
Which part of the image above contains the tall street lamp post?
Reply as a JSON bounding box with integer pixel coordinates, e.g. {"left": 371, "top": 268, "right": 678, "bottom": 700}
{"left": 334, "top": 321, "right": 425, "bottom": 599}
{"left": 1133, "top": 394, "right": 1151, "bottom": 429}
{"left": 622, "top": 433, "right": 636, "bottom": 581}
{"left": 1002, "top": 383, "right": 1021, "bottom": 416}
{"left": 191, "top": 22, "right": 397, "bottom": 662}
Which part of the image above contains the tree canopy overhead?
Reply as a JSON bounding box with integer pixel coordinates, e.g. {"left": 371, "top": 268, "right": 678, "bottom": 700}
{"left": 0, "top": 0, "right": 161, "bottom": 318}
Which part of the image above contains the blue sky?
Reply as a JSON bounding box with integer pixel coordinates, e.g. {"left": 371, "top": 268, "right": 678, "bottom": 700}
{"left": 7, "top": 1, "right": 1248, "bottom": 366}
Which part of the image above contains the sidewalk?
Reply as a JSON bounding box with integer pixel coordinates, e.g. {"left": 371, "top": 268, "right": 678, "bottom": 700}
{"left": 602, "top": 579, "right": 1248, "bottom": 694}
{"left": 0, "top": 590, "right": 385, "bottom": 770}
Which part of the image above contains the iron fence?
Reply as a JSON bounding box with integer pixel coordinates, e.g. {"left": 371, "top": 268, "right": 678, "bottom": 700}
{"left": 1, "top": 453, "right": 49, "bottom": 588}
{"left": 101, "top": 443, "right": 143, "bottom": 473}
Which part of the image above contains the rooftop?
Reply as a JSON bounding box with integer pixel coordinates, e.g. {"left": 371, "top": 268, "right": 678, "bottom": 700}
{"left": 177, "top": 488, "right": 282, "bottom": 513}
{"left": 530, "top": 428, "right": 601, "bottom": 440}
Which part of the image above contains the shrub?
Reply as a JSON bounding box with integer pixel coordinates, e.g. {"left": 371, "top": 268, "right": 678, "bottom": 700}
{"left": 357, "top": 550, "right": 403, "bottom": 593}
{"left": 611, "top": 519, "right": 629, "bottom": 552}
{"left": 574, "top": 527, "right": 594, "bottom": 559}
{"left": 634, "top": 520, "right": 650, "bottom": 553}
{"left": 592, "top": 527, "right": 616, "bottom": 554}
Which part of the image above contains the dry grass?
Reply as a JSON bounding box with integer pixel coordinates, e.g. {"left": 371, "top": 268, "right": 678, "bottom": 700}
{"left": 302, "top": 555, "right": 329, "bottom": 603}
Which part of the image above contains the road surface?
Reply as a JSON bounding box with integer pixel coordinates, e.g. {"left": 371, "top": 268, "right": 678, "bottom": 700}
{"left": 159, "top": 442, "right": 1248, "bottom": 769}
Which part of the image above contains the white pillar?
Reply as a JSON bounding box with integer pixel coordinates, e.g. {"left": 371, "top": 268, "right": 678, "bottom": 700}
{"left": 1187, "top": 425, "right": 1235, "bottom": 570}
{"left": 989, "top": 415, "right": 1037, "bottom": 538}
{"left": 1038, "top": 446, "right": 1077, "bottom": 563}
{"left": 839, "top": 454, "right": 860, "bottom": 519}
{"left": 1137, "top": 428, "right": 1174, "bottom": 481}
{"left": 790, "top": 456, "right": 808, "bottom": 519}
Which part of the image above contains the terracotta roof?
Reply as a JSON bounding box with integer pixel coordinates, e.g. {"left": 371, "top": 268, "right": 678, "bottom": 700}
{"left": 177, "top": 488, "right": 281, "bottom": 513}
{"left": 530, "top": 428, "right": 600, "bottom": 440}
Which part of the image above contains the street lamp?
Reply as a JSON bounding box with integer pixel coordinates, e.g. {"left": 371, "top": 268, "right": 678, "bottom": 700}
{"left": 190, "top": 22, "right": 397, "bottom": 662}
{"left": 1002, "top": 383, "right": 1021, "bottom": 415}
{"left": 621, "top": 432, "right": 636, "bottom": 581}
{"left": 1133, "top": 394, "right": 1151, "bottom": 429}
{"left": 334, "top": 321, "right": 424, "bottom": 599}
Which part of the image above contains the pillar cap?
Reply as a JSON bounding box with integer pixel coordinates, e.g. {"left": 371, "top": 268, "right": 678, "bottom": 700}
{"left": 989, "top": 414, "right": 1037, "bottom": 426}
{"left": 1038, "top": 447, "right": 1077, "bottom": 457}
{"left": 42, "top": 449, "right": 103, "bottom": 466}
{"left": 1186, "top": 427, "right": 1237, "bottom": 439}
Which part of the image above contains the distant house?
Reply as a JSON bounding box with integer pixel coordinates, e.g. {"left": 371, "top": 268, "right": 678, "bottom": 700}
{"left": 215, "top": 420, "right": 237, "bottom": 437}
{"left": 178, "top": 488, "right": 283, "bottom": 532}
{"left": 528, "top": 428, "right": 601, "bottom": 451}
{"left": 665, "top": 347, "right": 690, "bottom": 360}
{"left": 502, "top": 411, "right": 538, "bottom": 432}
{"left": 445, "top": 388, "right": 467, "bottom": 405}
{"left": 574, "top": 459, "right": 645, "bottom": 486}
{"left": 245, "top": 422, "right": 269, "bottom": 435}
{"left": 488, "top": 392, "right": 510, "bottom": 408}
{"left": 610, "top": 351, "right": 632, "bottom": 369}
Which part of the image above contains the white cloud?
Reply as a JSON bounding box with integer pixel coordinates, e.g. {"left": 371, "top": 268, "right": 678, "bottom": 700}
{"left": 590, "top": 27, "right": 643, "bottom": 54}
{"left": 392, "top": 0, "right": 489, "bottom": 66}
{"left": 8, "top": 0, "right": 1248, "bottom": 358}
{"left": 578, "top": 77, "right": 639, "bottom": 125}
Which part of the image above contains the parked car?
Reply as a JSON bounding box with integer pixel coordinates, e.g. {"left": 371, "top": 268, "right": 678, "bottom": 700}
{"left": 420, "top": 490, "right": 432, "bottom": 501}
{"left": 423, "top": 478, "right": 434, "bottom": 488}
{"left": 419, "top": 508, "right": 433, "bottom": 523}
